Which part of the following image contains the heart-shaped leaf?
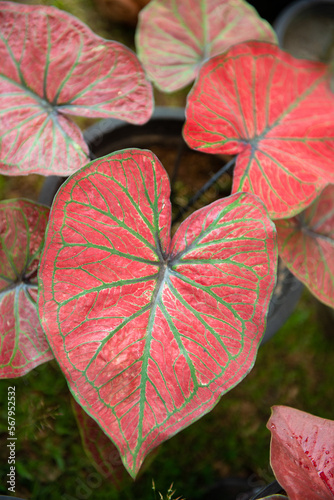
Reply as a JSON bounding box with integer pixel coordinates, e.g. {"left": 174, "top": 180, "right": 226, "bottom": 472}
{"left": 38, "top": 149, "right": 277, "bottom": 477}
{"left": 136, "top": 0, "right": 276, "bottom": 92}
{"left": 71, "top": 398, "right": 128, "bottom": 486}
{"left": 268, "top": 406, "right": 334, "bottom": 500}
{"left": 183, "top": 41, "right": 334, "bottom": 219}
{"left": 0, "top": 199, "right": 52, "bottom": 378}
{"left": 275, "top": 185, "right": 334, "bottom": 308}
{"left": 0, "top": 1, "right": 153, "bottom": 176}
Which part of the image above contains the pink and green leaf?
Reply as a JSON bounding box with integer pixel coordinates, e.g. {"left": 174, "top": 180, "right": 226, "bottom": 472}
{"left": 0, "top": 199, "right": 52, "bottom": 378}
{"left": 268, "top": 406, "right": 334, "bottom": 500}
{"left": 0, "top": 1, "right": 153, "bottom": 176}
{"left": 136, "top": 0, "right": 276, "bottom": 92}
{"left": 71, "top": 398, "right": 128, "bottom": 486}
{"left": 183, "top": 41, "right": 334, "bottom": 219}
{"left": 275, "top": 185, "right": 334, "bottom": 308}
{"left": 38, "top": 148, "right": 277, "bottom": 477}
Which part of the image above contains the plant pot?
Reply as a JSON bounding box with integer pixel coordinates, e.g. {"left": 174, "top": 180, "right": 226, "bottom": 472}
{"left": 39, "top": 106, "right": 303, "bottom": 345}
{"left": 274, "top": 0, "right": 334, "bottom": 62}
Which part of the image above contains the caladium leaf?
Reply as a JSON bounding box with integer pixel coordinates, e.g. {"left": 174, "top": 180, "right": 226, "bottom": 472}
{"left": 275, "top": 185, "right": 334, "bottom": 308}
{"left": 184, "top": 41, "right": 334, "bottom": 219}
{"left": 71, "top": 398, "right": 128, "bottom": 486}
{"left": 0, "top": 1, "right": 153, "bottom": 176}
{"left": 38, "top": 148, "right": 277, "bottom": 477}
{"left": 0, "top": 199, "right": 52, "bottom": 378}
{"left": 136, "top": 0, "right": 276, "bottom": 92}
{"left": 268, "top": 406, "right": 334, "bottom": 500}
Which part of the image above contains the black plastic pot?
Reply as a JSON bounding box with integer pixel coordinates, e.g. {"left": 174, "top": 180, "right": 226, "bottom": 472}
{"left": 274, "top": 0, "right": 334, "bottom": 62}
{"left": 39, "top": 106, "right": 303, "bottom": 345}
{"left": 200, "top": 478, "right": 285, "bottom": 500}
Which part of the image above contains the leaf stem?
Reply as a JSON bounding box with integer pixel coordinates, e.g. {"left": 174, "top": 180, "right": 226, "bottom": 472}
{"left": 172, "top": 156, "right": 236, "bottom": 224}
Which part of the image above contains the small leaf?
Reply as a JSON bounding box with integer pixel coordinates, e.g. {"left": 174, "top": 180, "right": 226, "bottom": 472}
{"left": 136, "top": 0, "right": 276, "bottom": 92}
{"left": 71, "top": 398, "right": 128, "bottom": 486}
{"left": 0, "top": 199, "right": 52, "bottom": 378}
{"left": 0, "top": 1, "right": 153, "bottom": 176}
{"left": 183, "top": 41, "right": 334, "bottom": 219}
{"left": 268, "top": 406, "right": 334, "bottom": 500}
{"left": 275, "top": 185, "right": 334, "bottom": 308}
{"left": 38, "top": 149, "right": 277, "bottom": 477}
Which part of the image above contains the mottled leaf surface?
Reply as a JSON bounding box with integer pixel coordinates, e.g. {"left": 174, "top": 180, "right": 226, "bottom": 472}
{"left": 184, "top": 41, "right": 334, "bottom": 219}
{"left": 38, "top": 149, "right": 277, "bottom": 477}
{"left": 0, "top": 1, "right": 153, "bottom": 175}
{"left": 71, "top": 398, "right": 128, "bottom": 485}
{"left": 268, "top": 406, "right": 334, "bottom": 500}
{"left": 0, "top": 199, "right": 52, "bottom": 378}
{"left": 276, "top": 185, "right": 334, "bottom": 308}
{"left": 136, "top": 0, "right": 276, "bottom": 92}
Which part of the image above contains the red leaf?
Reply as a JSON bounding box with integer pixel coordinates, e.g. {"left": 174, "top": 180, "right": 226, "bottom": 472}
{"left": 71, "top": 398, "right": 128, "bottom": 486}
{"left": 0, "top": 1, "right": 153, "bottom": 175}
{"left": 268, "top": 406, "right": 334, "bottom": 500}
{"left": 136, "top": 0, "right": 276, "bottom": 92}
{"left": 275, "top": 185, "right": 334, "bottom": 308}
{"left": 183, "top": 41, "right": 334, "bottom": 219}
{"left": 38, "top": 149, "right": 277, "bottom": 477}
{"left": 0, "top": 199, "right": 53, "bottom": 378}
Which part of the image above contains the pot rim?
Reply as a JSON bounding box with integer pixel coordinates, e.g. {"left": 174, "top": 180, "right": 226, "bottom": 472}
{"left": 274, "top": 0, "right": 334, "bottom": 46}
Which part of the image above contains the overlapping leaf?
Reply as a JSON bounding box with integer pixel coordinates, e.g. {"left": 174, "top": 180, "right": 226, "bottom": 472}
{"left": 0, "top": 1, "right": 153, "bottom": 176}
{"left": 184, "top": 41, "right": 334, "bottom": 219}
{"left": 71, "top": 398, "right": 128, "bottom": 486}
{"left": 275, "top": 185, "right": 334, "bottom": 308}
{"left": 136, "top": 0, "right": 276, "bottom": 92}
{"left": 0, "top": 199, "right": 52, "bottom": 378}
{"left": 38, "top": 148, "right": 277, "bottom": 477}
{"left": 268, "top": 406, "right": 334, "bottom": 500}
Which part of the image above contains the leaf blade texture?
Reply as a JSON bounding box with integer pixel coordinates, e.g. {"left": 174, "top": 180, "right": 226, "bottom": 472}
{"left": 0, "top": 199, "right": 52, "bottom": 378}
{"left": 38, "top": 148, "right": 277, "bottom": 477}
{"left": 183, "top": 41, "right": 334, "bottom": 218}
{"left": 0, "top": 1, "right": 153, "bottom": 175}
{"left": 136, "top": 0, "right": 276, "bottom": 92}
{"left": 276, "top": 185, "right": 334, "bottom": 308}
{"left": 268, "top": 406, "right": 334, "bottom": 500}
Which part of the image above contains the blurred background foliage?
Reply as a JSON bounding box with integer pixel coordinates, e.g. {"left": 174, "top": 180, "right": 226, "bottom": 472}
{"left": 0, "top": 1, "right": 333, "bottom": 499}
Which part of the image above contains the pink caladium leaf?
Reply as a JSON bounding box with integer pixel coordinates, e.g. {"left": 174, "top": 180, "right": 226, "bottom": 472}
{"left": 71, "top": 398, "right": 128, "bottom": 486}
{"left": 136, "top": 0, "right": 276, "bottom": 92}
{"left": 268, "top": 406, "right": 334, "bottom": 500}
{"left": 184, "top": 41, "right": 334, "bottom": 219}
{"left": 0, "top": 1, "right": 153, "bottom": 176}
{"left": 0, "top": 199, "right": 53, "bottom": 378}
{"left": 275, "top": 185, "right": 334, "bottom": 308}
{"left": 38, "top": 149, "right": 277, "bottom": 477}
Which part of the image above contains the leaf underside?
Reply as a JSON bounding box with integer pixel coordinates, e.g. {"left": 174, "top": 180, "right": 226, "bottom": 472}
{"left": 268, "top": 406, "right": 334, "bottom": 500}
{"left": 0, "top": 1, "right": 153, "bottom": 175}
{"left": 71, "top": 398, "right": 128, "bottom": 486}
{"left": 0, "top": 199, "right": 52, "bottom": 378}
{"left": 136, "top": 0, "right": 276, "bottom": 92}
{"left": 276, "top": 185, "right": 334, "bottom": 308}
{"left": 183, "top": 41, "right": 334, "bottom": 219}
{"left": 38, "top": 148, "right": 277, "bottom": 477}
